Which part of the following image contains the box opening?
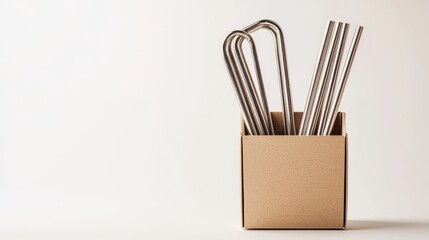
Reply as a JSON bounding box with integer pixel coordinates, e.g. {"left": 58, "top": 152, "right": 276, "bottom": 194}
{"left": 243, "top": 112, "right": 345, "bottom": 136}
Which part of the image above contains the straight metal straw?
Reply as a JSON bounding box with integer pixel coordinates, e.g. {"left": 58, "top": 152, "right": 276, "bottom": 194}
{"left": 299, "top": 21, "right": 335, "bottom": 135}
{"left": 240, "top": 19, "right": 295, "bottom": 135}
{"left": 307, "top": 22, "right": 343, "bottom": 135}
{"left": 317, "top": 23, "right": 349, "bottom": 135}
{"left": 323, "top": 26, "right": 364, "bottom": 135}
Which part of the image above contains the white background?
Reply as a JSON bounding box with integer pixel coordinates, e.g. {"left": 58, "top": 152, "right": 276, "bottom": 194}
{"left": 1, "top": 0, "right": 429, "bottom": 239}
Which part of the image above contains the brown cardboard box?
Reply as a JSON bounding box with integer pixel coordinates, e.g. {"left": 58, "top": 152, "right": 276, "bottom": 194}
{"left": 241, "top": 112, "right": 347, "bottom": 229}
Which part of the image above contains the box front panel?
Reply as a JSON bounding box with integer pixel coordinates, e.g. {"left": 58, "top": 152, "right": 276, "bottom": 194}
{"left": 242, "top": 136, "right": 346, "bottom": 229}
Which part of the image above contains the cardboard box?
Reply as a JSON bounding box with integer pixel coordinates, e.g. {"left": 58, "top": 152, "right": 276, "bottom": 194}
{"left": 241, "top": 112, "right": 347, "bottom": 229}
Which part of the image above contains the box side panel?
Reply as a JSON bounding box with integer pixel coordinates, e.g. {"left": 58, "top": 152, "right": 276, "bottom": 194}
{"left": 340, "top": 112, "right": 346, "bottom": 136}
{"left": 330, "top": 113, "right": 344, "bottom": 135}
{"left": 343, "top": 134, "right": 349, "bottom": 228}
{"left": 241, "top": 117, "right": 246, "bottom": 136}
{"left": 241, "top": 136, "right": 245, "bottom": 228}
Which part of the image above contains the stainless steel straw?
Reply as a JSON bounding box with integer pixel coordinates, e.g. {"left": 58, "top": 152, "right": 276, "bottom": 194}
{"left": 322, "top": 26, "right": 364, "bottom": 135}
{"left": 223, "top": 30, "right": 269, "bottom": 135}
{"left": 306, "top": 22, "right": 343, "bottom": 135}
{"left": 240, "top": 19, "right": 296, "bottom": 135}
{"left": 317, "top": 23, "right": 349, "bottom": 135}
{"left": 223, "top": 31, "right": 257, "bottom": 135}
{"left": 299, "top": 21, "right": 335, "bottom": 135}
{"left": 234, "top": 33, "right": 271, "bottom": 135}
{"left": 223, "top": 20, "right": 363, "bottom": 136}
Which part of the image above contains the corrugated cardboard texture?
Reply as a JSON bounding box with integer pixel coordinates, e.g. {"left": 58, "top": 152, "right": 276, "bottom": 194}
{"left": 241, "top": 112, "right": 347, "bottom": 229}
